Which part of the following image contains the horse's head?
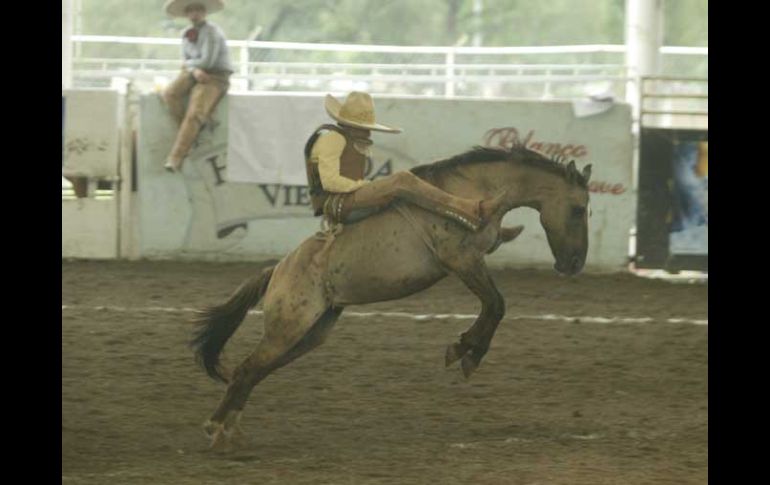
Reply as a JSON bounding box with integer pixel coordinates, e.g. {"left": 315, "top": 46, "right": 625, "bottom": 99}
{"left": 538, "top": 161, "right": 592, "bottom": 276}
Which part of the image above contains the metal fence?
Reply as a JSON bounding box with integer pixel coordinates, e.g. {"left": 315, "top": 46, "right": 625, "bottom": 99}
{"left": 71, "top": 35, "right": 707, "bottom": 101}
{"left": 640, "top": 76, "right": 708, "bottom": 130}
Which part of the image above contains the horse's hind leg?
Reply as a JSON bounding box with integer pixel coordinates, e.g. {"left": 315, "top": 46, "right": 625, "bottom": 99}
{"left": 204, "top": 307, "right": 343, "bottom": 451}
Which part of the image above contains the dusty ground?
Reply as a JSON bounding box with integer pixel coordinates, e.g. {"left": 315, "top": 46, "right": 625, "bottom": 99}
{"left": 62, "top": 260, "right": 707, "bottom": 485}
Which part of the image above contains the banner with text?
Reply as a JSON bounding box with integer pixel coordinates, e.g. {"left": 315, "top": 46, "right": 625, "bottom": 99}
{"left": 136, "top": 94, "right": 634, "bottom": 269}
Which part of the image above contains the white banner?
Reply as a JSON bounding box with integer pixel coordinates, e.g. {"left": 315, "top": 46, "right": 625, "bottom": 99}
{"left": 227, "top": 94, "right": 328, "bottom": 185}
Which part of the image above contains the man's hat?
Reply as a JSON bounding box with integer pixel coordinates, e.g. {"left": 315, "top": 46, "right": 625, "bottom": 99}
{"left": 164, "top": 0, "right": 224, "bottom": 17}
{"left": 324, "top": 92, "right": 402, "bottom": 134}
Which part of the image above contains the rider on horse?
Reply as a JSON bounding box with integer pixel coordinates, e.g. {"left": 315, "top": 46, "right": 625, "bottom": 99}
{"left": 304, "top": 91, "right": 506, "bottom": 231}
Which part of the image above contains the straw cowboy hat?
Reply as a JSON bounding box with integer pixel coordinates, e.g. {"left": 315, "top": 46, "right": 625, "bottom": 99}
{"left": 164, "top": 0, "right": 224, "bottom": 17}
{"left": 325, "top": 92, "right": 402, "bottom": 133}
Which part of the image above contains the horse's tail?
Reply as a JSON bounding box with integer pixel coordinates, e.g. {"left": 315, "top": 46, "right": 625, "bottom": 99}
{"left": 190, "top": 265, "right": 275, "bottom": 383}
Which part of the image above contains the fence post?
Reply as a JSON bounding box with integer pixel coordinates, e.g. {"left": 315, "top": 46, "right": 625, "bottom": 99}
{"left": 445, "top": 50, "right": 455, "bottom": 98}
{"left": 240, "top": 44, "right": 249, "bottom": 78}
{"left": 62, "top": 0, "right": 74, "bottom": 88}
{"left": 543, "top": 69, "right": 553, "bottom": 99}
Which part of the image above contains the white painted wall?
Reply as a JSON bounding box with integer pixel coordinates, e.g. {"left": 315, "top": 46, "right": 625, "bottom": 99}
{"left": 136, "top": 93, "right": 634, "bottom": 270}
{"left": 62, "top": 89, "right": 123, "bottom": 259}
{"left": 62, "top": 199, "right": 118, "bottom": 259}
{"left": 62, "top": 89, "right": 122, "bottom": 179}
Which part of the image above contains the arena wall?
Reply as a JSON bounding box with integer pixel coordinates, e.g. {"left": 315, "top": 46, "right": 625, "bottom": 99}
{"left": 135, "top": 93, "right": 633, "bottom": 270}
{"left": 62, "top": 89, "right": 123, "bottom": 259}
{"left": 64, "top": 90, "right": 635, "bottom": 271}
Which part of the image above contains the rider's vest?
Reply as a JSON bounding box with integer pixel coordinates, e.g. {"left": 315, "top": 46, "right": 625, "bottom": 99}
{"left": 304, "top": 124, "right": 368, "bottom": 216}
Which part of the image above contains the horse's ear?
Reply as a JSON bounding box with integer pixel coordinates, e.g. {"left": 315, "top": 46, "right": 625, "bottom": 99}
{"left": 582, "top": 164, "right": 592, "bottom": 183}
{"left": 566, "top": 160, "right": 577, "bottom": 182}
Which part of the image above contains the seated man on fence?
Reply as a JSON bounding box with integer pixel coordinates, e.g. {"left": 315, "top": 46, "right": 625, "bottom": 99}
{"left": 161, "top": 0, "right": 233, "bottom": 172}
{"left": 304, "top": 91, "right": 506, "bottom": 232}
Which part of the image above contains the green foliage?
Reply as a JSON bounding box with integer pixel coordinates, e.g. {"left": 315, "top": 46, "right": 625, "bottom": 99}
{"left": 79, "top": 0, "right": 706, "bottom": 46}
{"left": 75, "top": 0, "right": 706, "bottom": 75}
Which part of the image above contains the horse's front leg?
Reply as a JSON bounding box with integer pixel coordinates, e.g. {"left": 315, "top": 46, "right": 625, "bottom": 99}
{"left": 443, "top": 259, "right": 505, "bottom": 378}
{"left": 486, "top": 224, "right": 525, "bottom": 254}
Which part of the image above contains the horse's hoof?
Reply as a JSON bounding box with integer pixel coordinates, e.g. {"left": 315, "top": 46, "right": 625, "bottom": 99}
{"left": 202, "top": 420, "right": 218, "bottom": 439}
{"left": 209, "top": 432, "right": 232, "bottom": 453}
{"left": 501, "top": 225, "right": 525, "bottom": 242}
{"left": 229, "top": 420, "right": 247, "bottom": 446}
{"left": 206, "top": 424, "right": 235, "bottom": 453}
{"left": 461, "top": 354, "right": 479, "bottom": 379}
{"left": 204, "top": 411, "right": 243, "bottom": 451}
{"left": 445, "top": 342, "right": 466, "bottom": 367}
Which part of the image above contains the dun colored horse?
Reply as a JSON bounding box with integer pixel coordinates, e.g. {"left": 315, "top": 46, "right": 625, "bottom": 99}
{"left": 192, "top": 145, "right": 592, "bottom": 449}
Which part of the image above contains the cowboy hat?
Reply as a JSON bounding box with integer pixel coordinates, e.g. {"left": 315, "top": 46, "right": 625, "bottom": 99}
{"left": 324, "top": 92, "right": 402, "bottom": 133}
{"left": 164, "top": 0, "right": 224, "bottom": 17}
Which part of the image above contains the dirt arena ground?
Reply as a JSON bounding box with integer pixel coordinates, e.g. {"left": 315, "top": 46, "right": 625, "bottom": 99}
{"left": 62, "top": 260, "right": 707, "bottom": 485}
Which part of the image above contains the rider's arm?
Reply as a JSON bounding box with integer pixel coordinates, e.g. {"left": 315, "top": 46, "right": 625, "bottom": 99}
{"left": 314, "top": 131, "right": 369, "bottom": 193}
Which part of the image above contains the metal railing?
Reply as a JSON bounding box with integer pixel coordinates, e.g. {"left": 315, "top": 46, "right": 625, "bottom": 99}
{"left": 640, "top": 76, "right": 708, "bottom": 129}
{"left": 71, "top": 35, "right": 708, "bottom": 100}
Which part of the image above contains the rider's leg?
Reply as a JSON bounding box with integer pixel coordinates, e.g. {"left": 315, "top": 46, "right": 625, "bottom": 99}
{"left": 165, "top": 78, "right": 227, "bottom": 171}
{"left": 162, "top": 70, "right": 195, "bottom": 125}
{"left": 339, "top": 171, "right": 504, "bottom": 231}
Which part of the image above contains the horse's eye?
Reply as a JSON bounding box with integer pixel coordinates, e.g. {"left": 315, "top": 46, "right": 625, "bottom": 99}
{"left": 571, "top": 206, "right": 586, "bottom": 218}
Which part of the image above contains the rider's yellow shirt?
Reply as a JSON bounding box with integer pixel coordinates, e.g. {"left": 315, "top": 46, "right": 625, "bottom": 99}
{"left": 310, "top": 131, "right": 369, "bottom": 193}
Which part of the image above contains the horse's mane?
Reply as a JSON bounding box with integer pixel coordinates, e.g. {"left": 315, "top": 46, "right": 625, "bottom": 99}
{"left": 410, "top": 145, "right": 588, "bottom": 188}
